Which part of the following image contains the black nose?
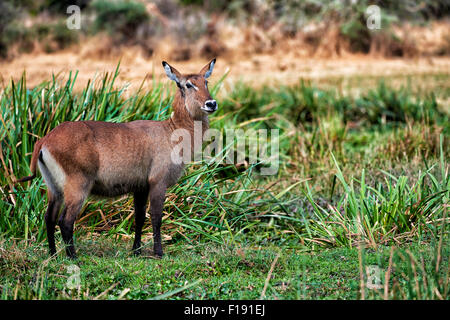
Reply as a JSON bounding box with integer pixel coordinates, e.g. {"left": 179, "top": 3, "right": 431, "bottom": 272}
{"left": 206, "top": 100, "right": 217, "bottom": 109}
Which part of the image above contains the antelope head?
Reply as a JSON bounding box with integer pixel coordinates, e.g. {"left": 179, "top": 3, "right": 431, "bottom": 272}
{"left": 162, "top": 58, "right": 217, "bottom": 119}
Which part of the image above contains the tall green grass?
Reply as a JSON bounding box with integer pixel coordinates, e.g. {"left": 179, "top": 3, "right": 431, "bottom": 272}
{"left": 0, "top": 68, "right": 448, "bottom": 251}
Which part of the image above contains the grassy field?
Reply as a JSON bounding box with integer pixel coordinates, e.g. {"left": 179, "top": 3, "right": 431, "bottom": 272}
{"left": 1, "top": 240, "right": 447, "bottom": 300}
{"left": 0, "top": 66, "right": 448, "bottom": 299}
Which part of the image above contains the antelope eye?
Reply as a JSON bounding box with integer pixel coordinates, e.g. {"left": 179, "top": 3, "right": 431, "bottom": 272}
{"left": 186, "top": 82, "right": 193, "bottom": 89}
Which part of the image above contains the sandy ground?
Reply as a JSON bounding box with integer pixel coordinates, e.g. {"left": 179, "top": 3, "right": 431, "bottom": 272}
{"left": 0, "top": 49, "right": 449, "bottom": 92}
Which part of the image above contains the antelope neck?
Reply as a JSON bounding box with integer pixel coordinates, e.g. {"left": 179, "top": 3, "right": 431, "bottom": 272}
{"left": 168, "top": 89, "right": 209, "bottom": 136}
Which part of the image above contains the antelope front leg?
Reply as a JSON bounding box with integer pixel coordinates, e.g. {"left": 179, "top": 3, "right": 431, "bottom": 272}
{"left": 132, "top": 188, "right": 149, "bottom": 256}
{"left": 149, "top": 183, "right": 166, "bottom": 257}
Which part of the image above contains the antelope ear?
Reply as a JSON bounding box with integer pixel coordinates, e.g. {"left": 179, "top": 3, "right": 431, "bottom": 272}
{"left": 199, "top": 58, "right": 216, "bottom": 79}
{"left": 162, "top": 61, "right": 182, "bottom": 84}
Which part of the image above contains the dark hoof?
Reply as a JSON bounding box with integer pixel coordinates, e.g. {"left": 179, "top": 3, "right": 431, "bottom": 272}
{"left": 66, "top": 249, "right": 77, "bottom": 260}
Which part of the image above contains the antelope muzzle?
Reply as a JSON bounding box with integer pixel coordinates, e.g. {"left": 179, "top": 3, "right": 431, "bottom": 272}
{"left": 202, "top": 99, "right": 218, "bottom": 113}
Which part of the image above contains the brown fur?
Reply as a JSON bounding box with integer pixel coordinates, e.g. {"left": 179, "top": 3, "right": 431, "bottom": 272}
{"left": 17, "top": 59, "right": 218, "bottom": 258}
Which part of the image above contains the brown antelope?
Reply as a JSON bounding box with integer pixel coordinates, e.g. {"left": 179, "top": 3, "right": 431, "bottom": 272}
{"left": 17, "top": 59, "right": 218, "bottom": 258}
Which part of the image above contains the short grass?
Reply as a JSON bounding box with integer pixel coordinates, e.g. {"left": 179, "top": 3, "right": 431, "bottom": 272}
{"left": 0, "top": 66, "right": 448, "bottom": 299}
{"left": 1, "top": 239, "right": 447, "bottom": 300}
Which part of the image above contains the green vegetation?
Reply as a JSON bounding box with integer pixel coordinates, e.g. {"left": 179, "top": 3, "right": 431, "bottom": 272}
{"left": 0, "top": 1, "right": 19, "bottom": 57}
{"left": 0, "top": 12, "right": 79, "bottom": 57}
{"left": 0, "top": 66, "right": 448, "bottom": 299}
{"left": 91, "top": 0, "right": 150, "bottom": 42}
{"left": 0, "top": 240, "right": 447, "bottom": 299}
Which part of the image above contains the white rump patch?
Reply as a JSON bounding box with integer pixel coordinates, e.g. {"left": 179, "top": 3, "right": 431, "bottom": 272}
{"left": 38, "top": 148, "right": 66, "bottom": 194}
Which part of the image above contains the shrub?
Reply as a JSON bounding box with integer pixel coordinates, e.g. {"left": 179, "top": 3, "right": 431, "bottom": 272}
{"left": 39, "top": 0, "right": 92, "bottom": 14}
{"left": 0, "top": 1, "right": 18, "bottom": 57}
{"left": 91, "top": 0, "right": 150, "bottom": 43}
{"left": 51, "top": 21, "right": 79, "bottom": 49}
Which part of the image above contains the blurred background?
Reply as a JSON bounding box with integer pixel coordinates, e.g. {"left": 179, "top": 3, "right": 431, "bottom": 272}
{"left": 1, "top": 2, "right": 449, "bottom": 299}
{"left": 0, "top": 0, "right": 449, "bottom": 89}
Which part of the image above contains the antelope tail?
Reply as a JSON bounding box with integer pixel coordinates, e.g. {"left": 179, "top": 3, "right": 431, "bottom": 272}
{"left": 16, "top": 139, "right": 43, "bottom": 183}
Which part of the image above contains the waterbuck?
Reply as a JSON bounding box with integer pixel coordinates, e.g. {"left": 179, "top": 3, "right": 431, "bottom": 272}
{"left": 17, "top": 59, "right": 218, "bottom": 258}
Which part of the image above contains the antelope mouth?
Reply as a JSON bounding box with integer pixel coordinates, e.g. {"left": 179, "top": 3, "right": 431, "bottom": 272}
{"left": 201, "top": 106, "right": 217, "bottom": 113}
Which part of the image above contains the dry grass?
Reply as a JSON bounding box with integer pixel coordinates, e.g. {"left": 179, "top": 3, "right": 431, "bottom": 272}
{"left": 1, "top": 17, "right": 449, "bottom": 91}
{"left": 1, "top": 46, "right": 449, "bottom": 93}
